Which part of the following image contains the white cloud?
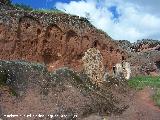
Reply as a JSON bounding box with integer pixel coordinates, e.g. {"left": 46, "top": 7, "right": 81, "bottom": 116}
{"left": 55, "top": 0, "right": 160, "bottom": 42}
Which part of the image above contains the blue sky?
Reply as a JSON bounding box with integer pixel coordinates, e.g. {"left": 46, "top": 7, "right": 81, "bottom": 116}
{"left": 11, "top": 0, "right": 160, "bottom": 42}
{"left": 12, "top": 0, "right": 80, "bottom": 9}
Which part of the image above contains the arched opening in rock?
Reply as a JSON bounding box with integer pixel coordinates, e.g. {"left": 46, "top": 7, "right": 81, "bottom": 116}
{"left": 93, "top": 41, "right": 98, "bottom": 47}
{"left": 122, "top": 56, "right": 125, "bottom": 61}
{"left": 113, "top": 66, "right": 116, "bottom": 75}
{"left": 46, "top": 24, "right": 62, "bottom": 39}
{"left": 110, "top": 46, "right": 114, "bottom": 52}
{"left": 155, "top": 61, "right": 160, "bottom": 70}
{"left": 66, "top": 30, "right": 77, "bottom": 42}
{"left": 25, "top": 23, "right": 30, "bottom": 29}
{"left": 37, "top": 28, "right": 41, "bottom": 35}
{"left": 77, "top": 53, "right": 84, "bottom": 59}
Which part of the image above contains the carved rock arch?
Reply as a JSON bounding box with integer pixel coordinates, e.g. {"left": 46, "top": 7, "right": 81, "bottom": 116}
{"left": 45, "top": 24, "right": 63, "bottom": 40}
{"left": 17, "top": 16, "right": 42, "bottom": 60}
{"left": 64, "top": 30, "right": 81, "bottom": 60}
{"left": 42, "top": 24, "right": 64, "bottom": 65}
{"left": 92, "top": 40, "right": 101, "bottom": 48}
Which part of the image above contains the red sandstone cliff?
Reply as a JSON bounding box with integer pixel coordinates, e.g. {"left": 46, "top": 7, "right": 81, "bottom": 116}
{"left": 0, "top": 2, "right": 127, "bottom": 73}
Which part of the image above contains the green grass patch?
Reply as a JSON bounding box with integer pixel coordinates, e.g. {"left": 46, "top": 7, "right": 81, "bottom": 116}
{"left": 31, "top": 9, "right": 65, "bottom": 14}
{"left": 128, "top": 76, "right": 160, "bottom": 90}
{"left": 128, "top": 76, "right": 160, "bottom": 107}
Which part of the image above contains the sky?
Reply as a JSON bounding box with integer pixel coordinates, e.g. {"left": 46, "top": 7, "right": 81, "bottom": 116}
{"left": 12, "top": 0, "right": 160, "bottom": 42}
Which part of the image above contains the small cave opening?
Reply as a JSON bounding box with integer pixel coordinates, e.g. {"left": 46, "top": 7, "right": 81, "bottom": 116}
{"left": 122, "top": 56, "right": 125, "bottom": 61}
{"left": 93, "top": 41, "right": 98, "bottom": 47}
{"left": 66, "top": 30, "right": 77, "bottom": 42}
{"left": 60, "top": 36, "right": 63, "bottom": 40}
{"left": 25, "top": 23, "right": 30, "bottom": 29}
{"left": 77, "top": 53, "right": 84, "bottom": 60}
{"left": 37, "top": 28, "right": 41, "bottom": 35}
{"left": 155, "top": 61, "right": 160, "bottom": 70}
{"left": 31, "top": 41, "right": 34, "bottom": 45}
{"left": 113, "top": 66, "right": 116, "bottom": 75}
{"left": 110, "top": 46, "right": 114, "bottom": 52}
{"left": 116, "top": 49, "right": 120, "bottom": 53}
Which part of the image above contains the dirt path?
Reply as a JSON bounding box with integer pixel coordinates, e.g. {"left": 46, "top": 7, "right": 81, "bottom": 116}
{"left": 108, "top": 87, "right": 160, "bottom": 120}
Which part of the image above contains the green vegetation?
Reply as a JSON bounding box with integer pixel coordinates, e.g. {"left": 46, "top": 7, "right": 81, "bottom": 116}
{"left": 13, "top": 3, "right": 33, "bottom": 11}
{"left": 10, "top": 2, "right": 64, "bottom": 14}
{"left": 128, "top": 76, "right": 160, "bottom": 90}
{"left": 128, "top": 76, "right": 160, "bottom": 107}
{"left": 31, "top": 9, "right": 64, "bottom": 14}
{"left": 11, "top": 3, "right": 64, "bottom": 14}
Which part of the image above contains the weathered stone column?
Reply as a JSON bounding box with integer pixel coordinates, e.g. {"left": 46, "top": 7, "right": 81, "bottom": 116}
{"left": 122, "top": 62, "right": 131, "bottom": 80}
{"left": 82, "top": 48, "right": 105, "bottom": 85}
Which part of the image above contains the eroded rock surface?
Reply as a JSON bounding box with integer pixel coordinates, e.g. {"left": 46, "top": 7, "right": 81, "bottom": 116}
{"left": 0, "top": 2, "right": 127, "bottom": 75}
{"left": 82, "top": 48, "right": 105, "bottom": 85}
{"left": 118, "top": 39, "right": 160, "bottom": 76}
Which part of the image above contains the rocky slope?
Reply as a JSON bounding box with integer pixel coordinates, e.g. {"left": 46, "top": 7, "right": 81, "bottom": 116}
{"left": 118, "top": 39, "right": 160, "bottom": 76}
{"left": 0, "top": 60, "right": 129, "bottom": 120}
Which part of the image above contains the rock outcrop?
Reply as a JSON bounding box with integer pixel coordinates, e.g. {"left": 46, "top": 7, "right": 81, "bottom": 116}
{"left": 0, "top": 2, "right": 128, "bottom": 76}
{"left": 82, "top": 48, "right": 105, "bottom": 85}
{"left": 118, "top": 39, "right": 160, "bottom": 76}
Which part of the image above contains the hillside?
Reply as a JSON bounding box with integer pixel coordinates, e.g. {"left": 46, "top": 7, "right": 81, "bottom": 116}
{"left": 0, "top": 1, "right": 160, "bottom": 120}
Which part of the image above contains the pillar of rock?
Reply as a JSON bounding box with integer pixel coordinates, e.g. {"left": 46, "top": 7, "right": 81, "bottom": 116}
{"left": 115, "top": 63, "right": 123, "bottom": 76}
{"left": 82, "top": 48, "right": 105, "bottom": 84}
{"left": 122, "top": 62, "right": 131, "bottom": 80}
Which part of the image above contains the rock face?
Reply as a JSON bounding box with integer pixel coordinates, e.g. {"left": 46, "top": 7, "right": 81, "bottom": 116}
{"left": 113, "top": 62, "right": 131, "bottom": 80}
{"left": 82, "top": 48, "right": 105, "bottom": 84}
{"left": 0, "top": 3, "right": 127, "bottom": 75}
{"left": 118, "top": 39, "right": 160, "bottom": 76}
{"left": 122, "top": 62, "right": 131, "bottom": 79}
{"left": 132, "top": 39, "right": 160, "bottom": 52}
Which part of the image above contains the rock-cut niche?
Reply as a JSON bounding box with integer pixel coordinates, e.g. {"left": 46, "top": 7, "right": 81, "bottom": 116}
{"left": 65, "top": 30, "right": 81, "bottom": 59}
{"left": 18, "top": 16, "right": 42, "bottom": 59}
{"left": 43, "top": 24, "right": 63, "bottom": 65}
